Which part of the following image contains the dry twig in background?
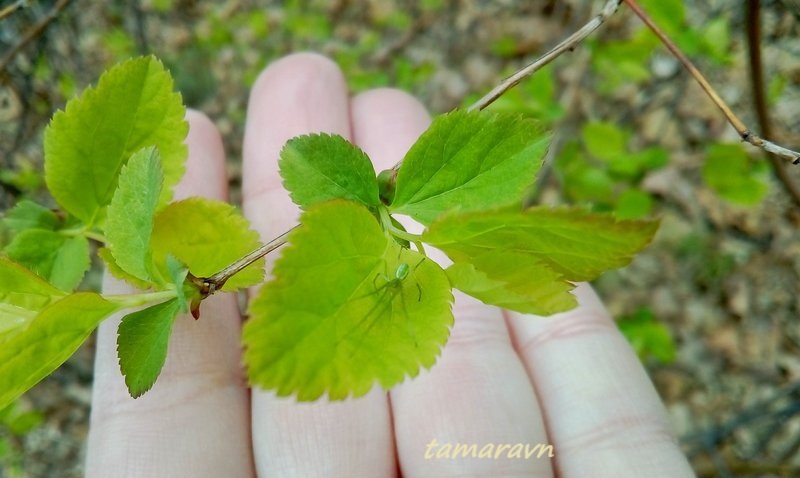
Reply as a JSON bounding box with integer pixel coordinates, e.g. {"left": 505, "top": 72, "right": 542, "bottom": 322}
{"left": 0, "top": 0, "right": 71, "bottom": 74}
{"left": 0, "top": 0, "right": 29, "bottom": 22}
{"left": 745, "top": 0, "right": 800, "bottom": 206}
{"left": 623, "top": 0, "right": 800, "bottom": 166}
{"left": 468, "top": 0, "right": 623, "bottom": 112}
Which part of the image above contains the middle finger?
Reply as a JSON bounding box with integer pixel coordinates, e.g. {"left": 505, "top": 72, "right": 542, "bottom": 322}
{"left": 242, "top": 53, "right": 396, "bottom": 477}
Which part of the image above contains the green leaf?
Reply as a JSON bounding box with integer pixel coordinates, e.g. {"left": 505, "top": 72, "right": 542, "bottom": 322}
{"left": 280, "top": 133, "right": 380, "bottom": 210}
{"left": 617, "top": 308, "right": 676, "bottom": 363}
{"left": 556, "top": 140, "right": 614, "bottom": 204}
{"left": 150, "top": 198, "right": 264, "bottom": 291}
{"left": 117, "top": 298, "right": 182, "bottom": 398}
{"left": 4, "top": 230, "right": 90, "bottom": 291}
{"left": 0, "top": 258, "right": 65, "bottom": 337}
{"left": 244, "top": 200, "right": 453, "bottom": 401}
{"left": 106, "top": 146, "right": 163, "bottom": 283}
{"left": 0, "top": 293, "right": 119, "bottom": 410}
{"left": 700, "top": 17, "right": 731, "bottom": 63}
{"left": 485, "top": 64, "right": 564, "bottom": 126}
{"left": 588, "top": 30, "right": 657, "bottom": 92}
{"left": 0, "top": 404, "right": 43, "bottom": 435}
{"left": 0, "top": 302, "right": 35, "bottom": 338}
{"left": 97, "top": 248, "right": 152, "bottom": 290}
{"left": 2, "top": 200, "right": 58, "bottom": 234}
{"left": 638, "top": 0, "right": 685, "bottom": 39}
{"left": 702, "top": 143, "right": 768, "bottom": 206}
{"left": 447, "top": 250, "right": 576, "bottom": 315}
{"left": 423, "top": 207, "right": 659, "bottom": 282}
{"left": 44, "top": 56, "right": 187, "bottom": 225}
{"left": 608, "top": 147, "right": 669, "bottom": 181}
{"left": 165, "top": 255, "right": 191, "bottom": 313}
{"left": 581, "top": 121, "right": 627, "bottom": 162}
{"left": 615, "top": 189, "right": 654, "bottom": 220}
{"left": 390, "top": 110, "right": 549, "bottom": 224}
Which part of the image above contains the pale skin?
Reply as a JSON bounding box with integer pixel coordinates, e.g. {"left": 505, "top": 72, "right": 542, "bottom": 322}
{"left": 85, "top": 53, "right": 694, "bottom": 477}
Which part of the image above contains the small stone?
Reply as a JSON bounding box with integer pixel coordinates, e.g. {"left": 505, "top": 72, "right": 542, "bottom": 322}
{"left": 651, "top": 54, "right": 679, "bottom": 79}
{"left": 652, "top": 286, "right": 680, "bottom": 317}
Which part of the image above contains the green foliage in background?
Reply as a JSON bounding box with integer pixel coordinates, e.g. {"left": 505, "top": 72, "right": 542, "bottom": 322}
{"left": 555, "top": 120, "right": 667, "bottom": 219}
{"left": 480, "top": 64, "right": 565, "bottom": 127}
{"left": 617, "top": 307, "right": 676, "bottom": 364}
{"left": 590, "top": 0, "right": 732, "bottom": 93}
{"left": 702, "top": 143, "right": 769, "bottom": 206}
{"left": 0, "top": 401, "right": 43, "bottom": 476}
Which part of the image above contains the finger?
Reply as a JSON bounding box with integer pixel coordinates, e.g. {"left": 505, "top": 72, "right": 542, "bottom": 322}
{"left": 392, "top": 291, "right": 552, "bottom": 477}
{"left": 242, "top": 53, "right": 396, "bottom": 477}
{"left": 507, "top": 283, "right": 693, "bottom": 477}
{"left": 350, "top": 90, "right": 553, "bottom": 477}
{"left": 351, "top": 88, "right": 431, "bottom": 173}
{"left": 86, "top": 111, "right": 254, "bottom": 478}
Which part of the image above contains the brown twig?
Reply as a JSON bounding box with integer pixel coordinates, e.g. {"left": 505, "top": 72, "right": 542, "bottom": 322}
{"left": 746, "top": 0, "right": 800, "bottom": 206}
{"left": 0, "top": 0, "right": 70, "bottom": 74}
{"left": 195, "top": 226, "right": 296, "bottom": 296}
{"left": 468, "top": 0, "right": 623, "bottom": 112}
{"left": 622, "top": 0, "right": 800, "bottom": 165}
{"left": 0, "top": 0, "right": 29, "bottom": 21}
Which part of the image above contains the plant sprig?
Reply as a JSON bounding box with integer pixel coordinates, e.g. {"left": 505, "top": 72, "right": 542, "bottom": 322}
{"left": 1, "top": 10, "right": 716, "bottom": 403}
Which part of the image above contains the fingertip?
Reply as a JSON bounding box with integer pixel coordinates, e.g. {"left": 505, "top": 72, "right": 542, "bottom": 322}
{"left": 250, "top": 52, "right": 346, "bottom": 96}
{"left": 176, "top": 109, "right": 228, "bottom": 201}
{"left": 350, "top": 87, "right": 431, "bottom": 170}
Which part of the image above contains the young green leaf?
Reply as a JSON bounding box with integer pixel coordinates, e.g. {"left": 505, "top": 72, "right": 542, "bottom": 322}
{"left": 446, "top": 250, "right": 576, "bottom": 316}
{"left": 44, "top": 56, "right": 187, "bottom": 224}
{"left": 423, "top": 207, "right": 659, "bottom": 282}
{"left": 2, "top": 200, "right": 59, "bottom": 234}
{"left": 244, "top": 200, "right": 453, "bottom": 401}
{"left": 0, "top": 258, "right": 66, "bottom": 336}
{"left": 97, "top": 248, "right": 153, "bottom": 290}
{"left": 390, "top": 110, "right": 549, "bottom": 224}
{"left": 105, "top": 146, "right": 163, "bottom": 283}
{"left": 150, "top": 198, "right": 264, "bottom": 291}
{"left": 0, "top": 293, "right": 119, "bottom": 410}
{"left": 4, "top": 230, "right": 90, "bottom": 291}
{"left": 0, "top": 303, "right": 35, "bottom": 337}
{"left": 165, "top": 255, "right": 191, "bottom": 313}
{"left": 117, "top": 298, "right": 182, "bottom": 398}
{"left": 280, "top": 133, "right": 380, "bottom": 210}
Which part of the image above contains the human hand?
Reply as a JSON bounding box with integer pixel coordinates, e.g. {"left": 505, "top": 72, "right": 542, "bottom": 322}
{"left": 85, "top": 53, "right": 693, "bottom": 477}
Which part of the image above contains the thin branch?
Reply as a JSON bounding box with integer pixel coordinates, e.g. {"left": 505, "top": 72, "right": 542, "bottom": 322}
{"left": 746, "top": 0, "right": 800, "bottom": 206}
{"left": 0, "top": 0, "right": 29, "bottom": 21}
{"left": 195, "top": 226, "right": 297, "bottom": 296}
{"left": 622, "top": 0, "right": 800, "bottom": 165}
{"left": 0, "top": 0, "right": 70, "bottom": 74}
{"left": 468, "top": 0, "right": 623, "bottom": 112}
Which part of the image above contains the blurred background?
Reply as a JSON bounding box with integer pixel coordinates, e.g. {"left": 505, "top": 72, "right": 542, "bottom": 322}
{"left": 1, "top": 0, "right": 800, "bottom": 476}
